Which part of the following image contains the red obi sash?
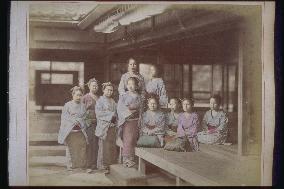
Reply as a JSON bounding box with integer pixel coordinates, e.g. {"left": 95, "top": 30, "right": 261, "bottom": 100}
{"left": 207, "top": 125, "right": 216, "bottom": 131}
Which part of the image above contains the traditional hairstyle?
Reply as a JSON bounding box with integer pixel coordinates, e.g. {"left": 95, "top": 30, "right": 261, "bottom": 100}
{"left": 181, "top": 97, "right": 194, "bottom": 106}
{"left": 146, "top": 93, "right": 160, "bottom": 107}
{"left": 210, "top": 94, "right": 222, "bottom": 105}
{"left": 86, "top": 77, "right": 98, "bottom": 87}
{"left": 169, "top": 97, "right": 182, "bottom": 108}
{"left": 128, "top": 57, "right": 136, "bottom": 64}
{"left": 70, "top": 86, "right": 84, "bottom": 96}
{"left": 126, "top": 77, "right": 139, "bottom": 90}
{"left": 102, "top": 82, "right": 114, "bottom": 91}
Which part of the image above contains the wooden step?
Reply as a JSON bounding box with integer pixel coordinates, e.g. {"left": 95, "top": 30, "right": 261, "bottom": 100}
{"left": 29, "top": 145, "right": 66, "bottom": 157}
{"left": 108, "top": 164, "right": 147, "bottom": 186}
{"left": 29, "top": 156, "right": 66, "bottom": 167}
{"left": 30, "top": 133, "right": 58, "bottom": 142}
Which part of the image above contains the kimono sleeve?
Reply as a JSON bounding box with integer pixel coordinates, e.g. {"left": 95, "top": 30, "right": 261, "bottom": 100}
{"left": 164, "top": 112, "right": 170, "bottom": 130}
{"left": 61, "top": 103, "right": 77, "bottom": 125}
{"left": 152, "top": 112, "right": 166, "bottom": 134}
{"left": 217, "top": 111, "right": 228, "bottom": 131}
{"left": 188, "top": 114, "right": 199, "bottom": 137}
{"left": 118, "top": 74, "right": 127, "bottom": 95}
{"left": 202, "top": 111, "right": 209, "bottom": 131}
{"left": 140, "top": 112, "right": 149, "bottom": 135}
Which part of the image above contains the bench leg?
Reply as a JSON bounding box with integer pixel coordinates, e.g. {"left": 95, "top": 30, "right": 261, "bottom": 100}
{"left": 176, "top": 177, "right": 181, "bottom": 186}
{"left": 138, "top": 157, "right": 146, "bottom": 175}
{"left": 118, "top": 147, "right": 122, "bottom": 164}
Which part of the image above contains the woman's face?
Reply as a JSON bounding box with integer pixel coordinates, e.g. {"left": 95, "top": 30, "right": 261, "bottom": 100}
{"left": 169, "top": 99, "right": 178, "bottom": 111}
{"left": 128, "top": 59, "right": 137, "bottom": 73}
{"left": 209, "top": 98, "right": 219, "bottom": 110}
{"left": 72, "top": 90, "right": 83, "bottom": 103}
{"left": 182, "top": 100, "right": 193, "bottom": 112}
{"left": 103, "top": 86, "right": 113, "bottom": 98}
{"left": 89, "top": 82, "right": 98, "bottom": 94}
{"left": 127, "top": 79, "right": 136, "bottom": 92}
{"left": 149, "top": 66, "right": 157, "bottom": 78}
{"left": 148, "top": 98, "right": 158, "bottom": 111}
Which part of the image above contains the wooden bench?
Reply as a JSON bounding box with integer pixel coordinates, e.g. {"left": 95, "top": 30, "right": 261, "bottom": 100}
{"left": 116, "top": 138, "right": 221, "bottom": 186}
{"left": 116, "top": 138, "right": 258, "bottom": 186}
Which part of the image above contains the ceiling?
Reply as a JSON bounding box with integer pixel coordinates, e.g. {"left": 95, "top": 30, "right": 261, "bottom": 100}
{"left": 29, "top": 2, "right": 98, "bottom": 21}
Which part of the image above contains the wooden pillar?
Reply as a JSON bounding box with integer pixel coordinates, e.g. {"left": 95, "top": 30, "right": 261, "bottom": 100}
{"left": 237, "top": 31, "right": 243, "bottom": 157}
{"left": 118, "top": 147, "right": 122, "bottom": 164}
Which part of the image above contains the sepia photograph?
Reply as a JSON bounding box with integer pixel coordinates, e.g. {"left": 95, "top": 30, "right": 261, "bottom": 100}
{"left": 8, "top": 1, "right": 275, "bottom": 186}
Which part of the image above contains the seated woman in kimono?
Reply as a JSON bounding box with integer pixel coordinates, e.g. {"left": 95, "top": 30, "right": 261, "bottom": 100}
{"left": 117, "top": 77, "right": 143, "bottom": 168}
{"left": 137, "top": 95, "right": 166, "bottom": 148}
{"left": 82, "top": 78, "right": 99, "bottom": 173}
{"left": 166, "top": 97, "right": 182, "bottom": 132}
{"left": 197, "top": 95, "right": 229, "bottom": 145}
{"left": 118, "top": 57, "right": 146, "bottom": 99}
{"left": 95, "top": 82, "right": 118, "bottom": 173}
{"left": 164, "top": 97, "right": 182, "bottom": 143}
{"left": 164, "top": 98, "right": 199, "bottom": 152}
{"left": 58, "top": 86, "right": 89, "bottom": 171}
{"left": 145, "top": 64, "right": 168, "bottom": 108}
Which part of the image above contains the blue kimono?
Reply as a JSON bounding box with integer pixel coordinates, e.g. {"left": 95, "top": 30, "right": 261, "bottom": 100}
{"left": 197, "top": 110, "right": 228, "bottom": 144}
{"left": 95, "top": 96, "right": 117, "bottom": 140}
{"left": 140, "top": 110, "right": 166, "bottom": 136}
{"left": 117, "top": 91, "right": 143, "bottom": 128}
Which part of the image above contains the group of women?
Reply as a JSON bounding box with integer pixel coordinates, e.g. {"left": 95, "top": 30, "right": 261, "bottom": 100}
{"left": 58, "top": 57, "right": 229, "bottom": 174}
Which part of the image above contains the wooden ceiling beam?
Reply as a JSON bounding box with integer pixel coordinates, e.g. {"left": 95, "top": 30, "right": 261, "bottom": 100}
{"left": 30, "top": 40, "right": 106, "bottom": 52}
{"left": 29, "top": 20, "right": 79, "bottom": 28}
{"left": 77, "top": 4, "right": 117, "bottom": 30}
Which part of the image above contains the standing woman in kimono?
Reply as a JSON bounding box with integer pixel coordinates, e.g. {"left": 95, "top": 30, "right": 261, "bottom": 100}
{"left": 137, "top": 95, "right": 166, "bottom": 147}
{"left": 82, "top": 78, "right": 99, "bottom": 173}
{"left": 118, "top": 58, "right": 146, "bottom": 99}
{"left": 58, "top": 86, "right": 89, "bottom": 171}
{"left": 146, "top": 64, "right": 168, "bottom": 108}
{"left": 197, "top": 95, "right": 229, "bottom": 145}
{"left": 117, "top": 77, "right": 143, "bottom": 168}
{"left": 95, "top": 82, "right": 118, "bottom": 173}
